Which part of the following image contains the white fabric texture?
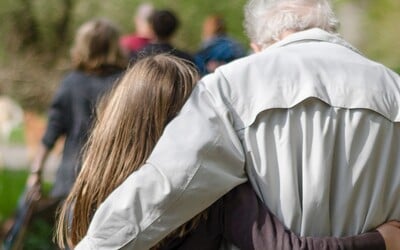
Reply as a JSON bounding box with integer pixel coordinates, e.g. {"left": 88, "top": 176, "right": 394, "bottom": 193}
{"left": 76, "top": 28, "right": 400, "bottom": 249}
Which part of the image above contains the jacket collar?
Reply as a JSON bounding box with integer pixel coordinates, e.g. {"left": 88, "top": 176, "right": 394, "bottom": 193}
{"left": 264, "top": 28, "right": 361, "bottom": 55}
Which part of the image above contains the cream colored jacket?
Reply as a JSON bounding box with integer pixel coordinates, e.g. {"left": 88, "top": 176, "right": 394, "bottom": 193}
{"left": 77, "top": 28, "right": 400, "bottom": 249}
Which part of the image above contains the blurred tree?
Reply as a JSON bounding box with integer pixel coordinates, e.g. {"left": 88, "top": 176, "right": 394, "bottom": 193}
{"left": 2, "top": 0, "right": 75, "bottom": 53}
{"left": 55, "top": 0, "right": 75, "bottom": 44}
{"left": 10, "top": 0, "right": 39, "bottom": 49}
{"left": 0, "top": 0, "right": 78, "bottom": 112}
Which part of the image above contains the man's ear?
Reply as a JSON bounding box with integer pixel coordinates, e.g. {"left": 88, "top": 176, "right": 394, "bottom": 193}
{"left": 250, "top": 43, "right": 262, "bottom": 53}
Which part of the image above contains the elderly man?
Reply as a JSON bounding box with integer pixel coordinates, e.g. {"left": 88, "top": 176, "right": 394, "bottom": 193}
{"left": 76, "top": 0, "right": 400, "bottom": 249}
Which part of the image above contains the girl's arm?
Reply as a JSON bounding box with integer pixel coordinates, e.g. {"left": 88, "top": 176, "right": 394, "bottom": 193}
{"left": 157, "top": 182, "right": 388, "bottom": 250}
{"left": 222, "top": 182, "right": 386, "bottom": 250}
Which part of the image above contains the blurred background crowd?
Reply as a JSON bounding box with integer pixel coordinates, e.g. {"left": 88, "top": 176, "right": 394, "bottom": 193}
{"left": 0, "top": 0, "right": 246, "bottom": 113}
{"left": 0, "top": 0, "right": 399, "bottom": 113}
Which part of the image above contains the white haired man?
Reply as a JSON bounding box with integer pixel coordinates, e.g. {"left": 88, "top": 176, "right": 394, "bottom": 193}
{"left": 76, "top": 0, "right": 400, "bottom": 249}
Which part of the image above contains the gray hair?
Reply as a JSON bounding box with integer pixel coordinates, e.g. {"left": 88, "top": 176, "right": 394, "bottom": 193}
{"left": 244, "top": 0, "right": 339, "bottom": 48}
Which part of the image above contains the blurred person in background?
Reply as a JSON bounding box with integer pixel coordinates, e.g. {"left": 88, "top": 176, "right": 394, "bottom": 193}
{"left": 134, "top": 9, "right": 194, "bottom": 64}
{"left": 120, "top": 3, "right": 155, "bottom": 58}
{"left": 27, "top": 18, "right": 126, "bottom": 220}
{"left": 195, "top": 15, "right": 247, "bottom": 75}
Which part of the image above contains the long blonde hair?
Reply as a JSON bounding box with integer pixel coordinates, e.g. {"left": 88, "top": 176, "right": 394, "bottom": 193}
{"left": 56, "top": 54, "right": 199, "bottom": 248}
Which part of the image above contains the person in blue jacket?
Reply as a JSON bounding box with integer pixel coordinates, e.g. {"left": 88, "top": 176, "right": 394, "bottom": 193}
{"left": 195, "top": 15, "right": 247, "bottom": 75}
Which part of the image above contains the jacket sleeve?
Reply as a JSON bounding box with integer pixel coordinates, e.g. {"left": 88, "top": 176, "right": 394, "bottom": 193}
{"left": 75, "top": 80, "right": 247, "bottom": 250}
{"left": 222, "top": 183, "right": 386, "bottom": 250}
{"left": 42, "top": 80, "right": 69, "bottom": 149}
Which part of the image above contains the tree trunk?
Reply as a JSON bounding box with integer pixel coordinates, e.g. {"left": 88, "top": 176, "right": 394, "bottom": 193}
{"left": 11, "top": 0, "right": 39, "bottom": 49}
{"left": 55, "top": 0, "right": 75, "bottom": 44}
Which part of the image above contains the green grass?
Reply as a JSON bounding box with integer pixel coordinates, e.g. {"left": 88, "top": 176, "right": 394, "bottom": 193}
{"left": 0, "top": 168, "right": 52, "bottom": 223}
{"left": 24, "top": 219, "right": 57, "bottom": 249}
{"left": 0, "top": 168, "right": 56, "bottom": 249}
{"left": 0, "top": 168, "right": 28, "bottom": 223}
{"left": 8, "top": 124, "right": 25, "bottom": 145}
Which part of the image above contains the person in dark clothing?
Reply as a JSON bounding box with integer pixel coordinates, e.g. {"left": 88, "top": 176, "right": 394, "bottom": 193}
{"left": 133, "top": 9, "right": 194, "bottom": 64}
{"left": 28, "top": 18, "right": 127, "bottom": 204}
{"left": 195, "top": 15, "right": 247, "bottom": 76}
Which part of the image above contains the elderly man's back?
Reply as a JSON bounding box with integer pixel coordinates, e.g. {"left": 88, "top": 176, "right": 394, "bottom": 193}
{"left": 75, "top": 28, "right": 400, "bottom": 250}
{"left": 211, "top": 28, "right": 400, "bottom": 236}
{"left": 74, "top": 0, "right": 400, "bottom": 248}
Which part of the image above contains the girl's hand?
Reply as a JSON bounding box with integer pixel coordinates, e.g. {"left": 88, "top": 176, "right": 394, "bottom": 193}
{"left": 377, "top": 221, "right": 400, "bottom": 250}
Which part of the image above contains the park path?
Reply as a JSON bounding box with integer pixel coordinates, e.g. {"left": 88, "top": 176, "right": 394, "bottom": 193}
{"left": 0, "top": 144, "right": 59, "bottom": 182}
{"left": 0, "top": 111, "right": 60, "bottom": 182}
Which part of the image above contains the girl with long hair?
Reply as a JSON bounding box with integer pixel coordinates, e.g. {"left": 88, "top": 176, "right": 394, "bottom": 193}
{"left": 56, "top": 54, "right": 199, "bottom": 249}
{"left": 56, "top": 54, "right": 394, "bottom": 250}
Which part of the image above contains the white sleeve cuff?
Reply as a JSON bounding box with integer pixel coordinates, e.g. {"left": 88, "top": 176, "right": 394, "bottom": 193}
{"left": 75, "top": 236, "right": 96, "bottom": 250}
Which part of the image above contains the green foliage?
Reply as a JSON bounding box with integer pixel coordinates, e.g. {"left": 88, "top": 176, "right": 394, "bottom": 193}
{"left": 0, "top": 169, "right": 56, "bottom": 249}
{"left": 0, "top": 169, "right": 52, "bottom": 223}
{"left": 393, "top": 67, "right": 400, "bottom": 75}
{"left": 0, "top": 169, "right": 27, "bottom": 223}
{"left": 8, "top": 124, "right": 25, "bottom": 145}
{"left": 24, "top": 218, "right": 57, "bottom": 250}
{"left": 362, "top": 0, "right": 400, "bottom": 69}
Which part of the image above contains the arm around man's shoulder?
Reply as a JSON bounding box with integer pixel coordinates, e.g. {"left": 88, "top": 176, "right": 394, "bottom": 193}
{"left": 76, "top": 79, "right": 247, "bottom": 250}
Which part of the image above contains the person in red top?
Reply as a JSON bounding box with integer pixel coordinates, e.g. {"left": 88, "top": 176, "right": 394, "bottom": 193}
{"left": 119, "top": 3, "right": 155, "bottom": 56}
